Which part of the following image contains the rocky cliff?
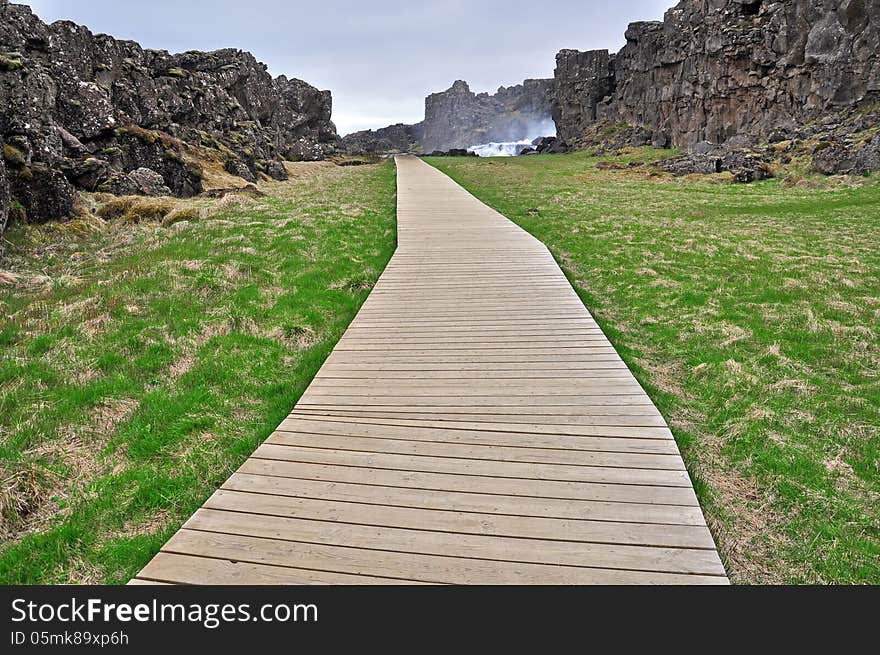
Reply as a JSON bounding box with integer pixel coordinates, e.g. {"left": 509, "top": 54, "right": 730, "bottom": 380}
{"left": 341, "top": 123, "right": 420, "bottom": 155}
{"left": 554, "top": 0, "right": 880, "bottom": 148}
{"left": 0, "top": 0, "right": 338, "bottom": 233}
{"left": 0, "top": 135, "right": 8, "bottom": 236}
{"left": 342, "top": 78, "right": 555, "bottom": 154}
{"left": 417, "top": 79, "right": 555, "bottom": 152}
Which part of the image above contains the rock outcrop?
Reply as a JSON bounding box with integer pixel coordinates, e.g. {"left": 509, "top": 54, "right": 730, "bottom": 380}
{"left": 343, "top": 79, "right": 556, "bottom": 154}
{"left": 554, "top": 0, "right": 880, "bottom": 149}
{"left": 0, "top": 0, "right": 337, "bottom": 232}
{"left": 553, "top": 50, "right": 615, "bottom": 145}
{"left": 417, "top": 79, "right": 555, "bottom": 152}
{"left": 0, "top": 135, "right": 8, "bottom": 236}
{"left": 341, "top": 123, "right": 420, "bottom": 155}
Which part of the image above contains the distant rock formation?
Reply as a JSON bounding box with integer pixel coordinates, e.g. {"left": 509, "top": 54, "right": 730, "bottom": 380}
{"left": 554, "top": 0, "right": 880, "bottom": 149}
{"left": 342, "top": 79, "right": 555, "bottom": 154}
{"left": 341, "top": 124, "right": 420, "bottom": 155}
{"left": 417, "top": 79, "right": 555, "bottom": 152}
{"left": 0, "top": 0, "right": 338, "bottom": 232}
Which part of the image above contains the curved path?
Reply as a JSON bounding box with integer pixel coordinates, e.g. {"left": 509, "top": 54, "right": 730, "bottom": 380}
{"left": 133, "top": 155, "right": 727, "bottom": 585}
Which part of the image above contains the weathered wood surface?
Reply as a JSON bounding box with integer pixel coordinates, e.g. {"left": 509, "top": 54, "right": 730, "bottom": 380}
{"left": 133, "top": 156, "right": 727, "bottom": 585}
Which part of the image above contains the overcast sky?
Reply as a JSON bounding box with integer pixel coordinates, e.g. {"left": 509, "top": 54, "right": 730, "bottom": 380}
{"left": 23, "top": 1, "right": 671, "bottom": 135}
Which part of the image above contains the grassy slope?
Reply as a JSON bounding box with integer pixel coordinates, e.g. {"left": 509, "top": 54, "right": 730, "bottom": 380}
{"left": 0, "top": 161, "right": 397, "bottom": 584}
{"left": 427, "top": 150, "right": 879, "bottom": 584}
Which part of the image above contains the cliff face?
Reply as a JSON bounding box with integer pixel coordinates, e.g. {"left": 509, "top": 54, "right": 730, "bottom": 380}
{"left": 341, "top": 123, "right": 420, "bottom": 155}
{"left": 554, "top": 0, "right": 880, "bottom": 148}
{"left": 0, "top": 135, "right": 8, "bottom": 236}
{"left": 0, "top": 0, "right": 338, "bottom": 230}
{"left": 553, "top": 50, "right": 614, "bottom": 144}
{"left": 418, "top": 79, "right": 555, "bottom": 152}
{"left": 343, "top": 78, "right": 555, "bottom": 154}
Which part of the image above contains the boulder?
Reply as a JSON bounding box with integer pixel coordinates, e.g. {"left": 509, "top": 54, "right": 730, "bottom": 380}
{"left": 101, "top": 167, "right": 172, "bottom": 196}
{"left": 719, "top": 150, "right": 772, "bottom": 183}
{"left": 852, "top": 136, "right": 880, "bottom": 176}
{"left": 659, "top": 153, "right": 722, "bottom": 176}
{"left": 225, "top": 158, "right": 258, "bottom": 183}
{"left": 114, "top": 129, "right": 203, "bottom": 197}
{"left": 263, "top": 160, "right": 289, "bottom": 181}
{"left": 812, "top": 142, "right": 856, "bottom": 175}
{"left": 9, "top": 164, "right": 75, "bottom": 223}
{"left": 532, "top": 136, "right": 572, "bottom": 154}
{"left": 659, "top": 148, "right": 771, "bottom": 182}
{"left": 61, "top": 157, "right": 112, "bottom": 191}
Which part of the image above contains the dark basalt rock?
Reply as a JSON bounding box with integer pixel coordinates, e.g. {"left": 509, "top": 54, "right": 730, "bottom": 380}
{"left": 262, "top": 160, "right": 289, "bottom": 181}
{"left": 553, "top": 0, "right": 880, "bottom": 150}
{"left": 225, "top": 158, "right": 257, "bottom": 184}
{"left": 553, "top": 49, "right": 614, "bottom": 145}
{"left": 417, "top": 79, "right": 554, "bottom": 152}
{"left": 424, "top": 149, "right": 478, "bottom": 157}
{"left": 852, "top": 136, "right": 880, "bottom": 175}
{"left": 812, "top": 142, "right": 856, "bottom": 175}
{"left": 531, "top": 136, "right": 572, "bottom": 155}
{"left": 61, "top": 157, "right": 113, "bottom": 191}
{"left": 0, "top": 136, "right": 8, "bottom": 236}
{"left": 0, "top": 0, "right": 338, "bottom": 229}
{"left": 101, "top": 167, "right": 172, "bottom": 196}
{"left": 658, "top": 147, "right": 772, "bottom": 183}
{"left": 659, "top": 153, "right": 723, "bottom": 176}
{"left": 113, "top": 129, "right": 203, "bottom": 197}
{"left": 342, "top": 123, "right": 420, "bottom": 155}
{"left": 812, "top": 135, "right": 880, "bottom": 175}
{"left": 346, "top": 79, "right": 555, "bottom": 154}
{"left": 9, "top": 163, "right": 75, "bottom": 224}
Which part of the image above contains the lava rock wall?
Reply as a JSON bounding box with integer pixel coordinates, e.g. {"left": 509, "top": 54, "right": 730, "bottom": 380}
{"left": 0, "top": 0, "right": 338, "bottom": 230}
{"left": 554, "top": 0, "right": 880, "bottom": 148}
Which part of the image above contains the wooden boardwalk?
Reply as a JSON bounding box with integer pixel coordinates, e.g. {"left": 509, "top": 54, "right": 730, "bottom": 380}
{"left": 132, "top": 155, "right": 727, "bottom": 585}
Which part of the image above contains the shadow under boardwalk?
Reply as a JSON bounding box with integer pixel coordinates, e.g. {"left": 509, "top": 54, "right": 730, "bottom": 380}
{"left": 132, "top": 156, "right": 728, "bottom": 585}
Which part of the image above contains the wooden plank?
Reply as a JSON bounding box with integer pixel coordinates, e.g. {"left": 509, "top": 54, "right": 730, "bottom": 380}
{"left": 224, "top": 472, "right": 708, "bottom": 525}
{"left": 237, "top": 459, "right": 700, "bottom": 505}
{"left": 189, "top": 506, "right": 723, "bottom": 573}
{"left": 251, "top": 444, "right": 693, "bottom": 487}
{"left": 163, "top": 529, "right": 726, "bottom": 585}
{"left": 265, "top": 432, "right": 685, "bottom": 469}
{"left": 136, "top": 552, "right": 425, "bottom": 585}
{"left": 274, "top": 417, "right": 680, "bottom": 453}
{"left": 297, "top": 394, "right": 658, "bottom": 406}
{"left": 202, "top": 491, "right": 716, "bottom": 551}
{"left": 283, "top": 413, "right": 675, "bottom": 438}
{"left": 291, "top": 409, "right": 669, "bottom": 427}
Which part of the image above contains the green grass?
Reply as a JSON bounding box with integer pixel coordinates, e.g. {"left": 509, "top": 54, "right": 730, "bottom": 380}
{"left": 427, "top": 150, "right": 880, "bottom": 584}
{"left": 0, "top": 161, "right": 397, "bottom": 583}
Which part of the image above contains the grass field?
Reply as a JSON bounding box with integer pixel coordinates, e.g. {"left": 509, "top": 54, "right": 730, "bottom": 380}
{"left": 0, "top": 160, "right": 397, "bottom": 583}
{"left": 427, "top": 150, "right": 880, "bottom": 584}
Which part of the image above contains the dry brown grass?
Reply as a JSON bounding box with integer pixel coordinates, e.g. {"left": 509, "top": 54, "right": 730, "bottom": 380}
{"left": 96, "top": 196, "right": 176, "bottom": 223}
